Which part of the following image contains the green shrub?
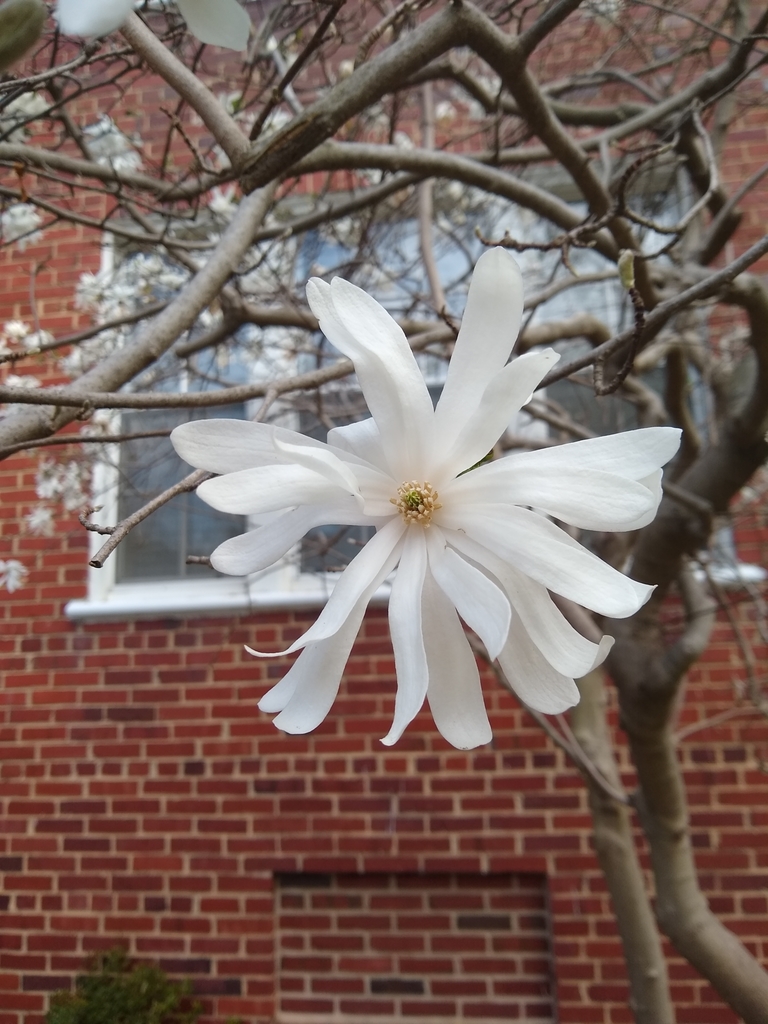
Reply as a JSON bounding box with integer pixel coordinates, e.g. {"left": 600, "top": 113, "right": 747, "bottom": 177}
{"left": 45, "top": 947, "right": 201, "bottom": 1024}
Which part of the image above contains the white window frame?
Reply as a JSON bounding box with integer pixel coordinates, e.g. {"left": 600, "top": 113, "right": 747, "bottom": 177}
{"left": 65, "top": 422, "right": 395, "bottom": 621}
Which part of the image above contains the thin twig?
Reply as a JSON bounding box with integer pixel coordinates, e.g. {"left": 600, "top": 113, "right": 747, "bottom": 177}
{"left": 119, "top": 14, "right": 250, "bottom": 169}
{"left": 468, "top": 634, "right": 629, "bottom": 805}
{"left": 79, "top": 506, "right": 112, "bottom": 536}
{"left": 0, "top": 301, "right": 169, "bottom": 365}
{"left": 541, "top": 232, "right": 768, "bottom": 389}
{"left": 674, "top": 703, "right": 764, "bottom": 742}
{"left": 250, "top": 1, "right": 345, "bottom": 141}
{"left": 89, "top": 468, "right": 211, "bottom": 569}
{"left": 0, "top": 430, "right": 171, "bottom": 459}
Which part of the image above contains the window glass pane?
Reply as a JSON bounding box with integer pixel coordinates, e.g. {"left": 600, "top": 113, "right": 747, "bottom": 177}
{"left": 116, "top": 407, "right": 246, "bottom": 582}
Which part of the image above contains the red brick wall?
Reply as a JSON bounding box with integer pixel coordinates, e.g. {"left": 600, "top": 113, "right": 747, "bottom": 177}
{"left": 1, "top": 584, "right": 768, "bottom": 1024}
{"left": 276, "top": 871, "right": 555, "bottom": 1021}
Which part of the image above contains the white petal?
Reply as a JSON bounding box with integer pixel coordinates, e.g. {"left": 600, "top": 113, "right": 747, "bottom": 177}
{"left": 249, "top": 517, "right": 405, "bottom": 657}
{"left": 422, "top": 572, "right": 492, "bottom": 749}
{"left": 510, "top": 427, "right": 681, "bottom": 480}
{"left": 210, "top": 501, "right": 368, "bottom": 575}
{"left": 626, "top": 469, "right": 663, "bottom": 529}
{"left": 498, "top": 615, "right": 581, "bottom": 714}
{"left": 443, "top": 530, "right": 613, "bottom": 678}
{"left": 197, "top": 463, "right": 360, "bottom": 515}
{"left": 57, "top": 0, "right": 134, "bottom": 36}
{"left": 259, "top": 550, "right": 390, "bottom": 727}
{"left": 440, "top": 506, "right": 653, "bottom": 617}
{"left": 177, "top": 0, "right": 250, "bottom": 49}
{"left": 426, "top": 528, "right": 510, "bottom": 661}
{"left": 263, "top": 601, "right": 365, "bottom": 729}
{"left": 257, "top": 666, "right": 299, "bottom": 714}
{"left": 445, "top": 462, "right": 657, "bottom": 531}
{"left": 433, "top": 248, "right": 524, "bottom": 452}
{"left": 432, "top": 349, "right": 559, "bottom": 482}
{"left": 272, "top": 433, "right": 366, "bottom": 503}
{"left": 381, "top": 528, "right": 429, "bottom": 746}
{"left": 274, "top": 431, "right": 394, "bottom": 516}
{"left": 306, "top": 277, "right": 434, "bottom": 479}
{"left": 172, "top": 419, "right": 324, "bottom": 473}
{"left": 328, "top": 418, "right": 389, "bottom": 473}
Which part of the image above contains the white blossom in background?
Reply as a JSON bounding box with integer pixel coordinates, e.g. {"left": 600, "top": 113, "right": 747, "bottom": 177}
{"left": 1, "top": 203, "right": 43, "bottom": 249}
{"left": 74, "top": 272, "right": 106, "bottom": 313}
{"left": 393, "top": 131, "right": 415, "bottom": 150}
{"left": 56, "top": 0, "right": 251, "bottom": 50}
{"left": 0, "top": 91, "right": 48, "bottom": 142}
{"left": 0, "top": 320, "right": 30, "bottom": 356}
{"left": 36, "top": 458, "right": 90, "bottom": 511}
{"left": 435, "top": 100, "right": 457, "bottom": 128}
{"left": 1, "top": 322, "right": 53, "bottom": 355}
{"left": 208, "top": 185, "right": 238, "bottom": 222}
{"left": 5, "top": 373, "right": 40, "bottom": 388}
{"left": 84, "top": 410, "right": 118, "bottom": 437}
{"left": 0, "top": 559, "right": 28, "bottom": 593}
{"left": 3, "top": 320, "right": 30, "bottom": 343}
{"left": 68, "top": 254, "right": 191, "bottom": 376}
{"left": 25, "top": 506, "right": 54, "bottom": 537}
{"left": 82, "top": 115, "right": 143, "bottom": 174}
{"left": 22, "top": 328, "right": 53, "bottom": 352}
{"left": 173, "top": 249, "right": 681, "bottom": 749}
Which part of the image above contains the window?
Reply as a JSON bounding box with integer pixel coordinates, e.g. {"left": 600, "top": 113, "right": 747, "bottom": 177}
{"left": 68, "top": 180, "right": 707, "bottom": 619}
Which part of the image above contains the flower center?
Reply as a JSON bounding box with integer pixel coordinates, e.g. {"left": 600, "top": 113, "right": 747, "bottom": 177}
{"left": 390, "top": 480, "right": 442, "bottom": 527}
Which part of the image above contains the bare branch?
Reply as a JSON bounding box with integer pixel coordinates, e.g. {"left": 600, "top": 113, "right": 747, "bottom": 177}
{"left": 0, "top": 181, "right": 278, "bottom": 453}
{"left": 119, "top": 13, "right": 250, "bottom": 169}
{"left": 541, "top": 233, "right": 768, "bottom": 390}
{"left": 89, "top": 468, "right": 210, "bottom": 568}
{"left": 0, "top": 141, "right": 220, "bottom": 200}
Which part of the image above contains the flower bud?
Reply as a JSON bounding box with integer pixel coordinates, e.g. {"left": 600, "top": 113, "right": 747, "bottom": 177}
{"left": 0, "top": 0, "right": 46, "bottom": 73}
{"left": 618, "top": 249, "right": 636, "bottom": 291}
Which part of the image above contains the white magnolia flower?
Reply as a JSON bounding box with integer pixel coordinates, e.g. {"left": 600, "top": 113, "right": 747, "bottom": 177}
{"left": 0, "top": 91, "right": 48, "bottom": 141}
{"left": 25, "top": 505, "right": 54, "bottom": 537}
{"left": 435, "top": 100, "right": 458, "bottom": 127}
{"left": 172, "top": 249, "right": 680, "bottom": 749}
{"left": 208, "top": 185, "right": 238, "bottom": 220}
{"left": 75, "top": 271, "right": 105, "bottom": 311}
{"left": 0, "top": 558, "right": 28, "bottom": 593}
{"left": 22, "top": 328, "right": 53, "bottom": 351}
{"left": 5, "top": 373, "right": 40, "bottom": 388}
{"left": 56, "top": 0, "right": 250, "bottom": 51}
{"left": 35, "top": 458, "right": 89, "bottom": 510}
{"left": 1, "top": 203, "right": 43, "bottom": 249}
{"left": 2, "top": 320, "right": 30, "bottom": 342}
{"left": 82, "top": 115, "right": 143, "bottom": 173}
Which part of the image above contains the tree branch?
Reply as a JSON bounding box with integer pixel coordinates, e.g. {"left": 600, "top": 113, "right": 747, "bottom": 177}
{"left": 0, "top": 181, "right": 278, "bottom": 453}
{"left": 88, "top": 468, "right": 210, "bottom": 568}
{"left": 119, "top": 13, "right": 250, "bottom": 170}
{"left": 570, "top": 669, "right": 674, "bottom": 1024}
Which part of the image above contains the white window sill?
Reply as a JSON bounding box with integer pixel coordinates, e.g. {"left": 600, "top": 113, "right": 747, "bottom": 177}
{"left": 65, "top": 574, "right": 390, "bottom": 621}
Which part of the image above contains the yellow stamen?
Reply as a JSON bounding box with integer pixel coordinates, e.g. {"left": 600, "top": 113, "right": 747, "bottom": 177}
{"left": 390, "top": 480, "right": 442, "bottom": 527}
